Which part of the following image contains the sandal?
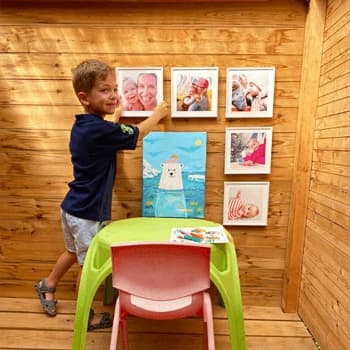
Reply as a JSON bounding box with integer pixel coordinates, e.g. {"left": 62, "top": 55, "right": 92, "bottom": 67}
{"left": 34, "top": 278, "right": 57, "bottom": 316}
{"left": 87, "top": 308, "right": 113, "bottom": 331}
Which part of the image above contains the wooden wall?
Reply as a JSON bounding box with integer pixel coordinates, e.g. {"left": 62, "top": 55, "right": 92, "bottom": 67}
{"left": 298, "top": 0, "right": 350, "bottom": 349}
{"left": 0, "top": 0, "right": 306, "bottom": 306}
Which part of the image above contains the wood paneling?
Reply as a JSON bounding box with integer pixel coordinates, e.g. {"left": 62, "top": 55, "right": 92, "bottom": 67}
{"left": 298, "top": 0, "right": 350, "bottom": 349}
{"left": 0, "top": 297, "right": 316, "bottom": 350}
{"left": 0, "top": 0, "right": 306, "bottom": 309}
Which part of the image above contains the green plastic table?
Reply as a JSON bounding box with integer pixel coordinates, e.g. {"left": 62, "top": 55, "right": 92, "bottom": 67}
{"left": 72, "top": 217, "right": 246, "bottom": 350}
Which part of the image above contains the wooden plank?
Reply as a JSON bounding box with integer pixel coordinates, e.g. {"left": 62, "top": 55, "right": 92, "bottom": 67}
{"left": 0, "top": 26, "right": 304, "bottom": 55}
{"left": 299, "top": 285, "right": 349, "bottom": 350}
{"left": 324, "top": 0, "right": 350, "bottom": 31}
{"left": 322, "top": 11, "right": 350, "bottom": 53}
{"left": 0, "top": 129, "right": 296, "bottom": 155}
{"left": 311, "top": 169, "right": 350, "bottom": 195}
{"left": 0, "top": 297, "right": 315, "bottom": 350}
{"left": 315, "top": 111, "right": 350, "bottom": 130}
{"left": 318, "top": 84, "right": 350, "bottom": 106}
{"left": 307, "top": 209, "right": 350, "bottom": 249}
{"left": 282, "top": 0, "right": 327, "bottom": 312}
{"left": 318, "top": 72, "right": 350, "bottom": 98}
{"left": 317, "top": 96, "right": 350, "bottom": 118}
{"left": 305, "top": 220, "right": 350, "bottom": 280}
{"left": 321, "top": 36, "right": 350, "bottom": 67}
{"left": 313, "top": 149, "right": 350, "bottom": 167}
{"left": 0, "top": 177, "right": 292, "bottom": 206}
{"left": 314, "top": 136, "right": 350, "bottom": 151}
{"left": 312, "top": 161, "right": 350, "bottom": 177}
{"left": 0, "top": 105, "right": 299, "bottom": 132}
{"left": 0, "top": 150, "right": 296, "bottom": 180}
{"left": 0, "top": 79, "right": 300, "bottom": 108}
{"left": 0, "top": 53, "right": 302, "bottom": 81}
{"left": 319, "top": 55, "right": 350, "bottom": 87}
{"left": 308, "top": 195, "right": 350, "bottom": 230}
{"left": 0, "top": 1, "right": 306, "bottom": 27}
{"left": 0, "top": 330, "right": 316, "bottom": 350}
{"left": 232, "top": 227, "right": 288, "bottom": 249}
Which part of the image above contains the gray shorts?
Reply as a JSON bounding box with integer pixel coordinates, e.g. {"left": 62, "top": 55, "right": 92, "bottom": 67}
{"left": 60, "top": 209, "right": 107, "bottom": 266}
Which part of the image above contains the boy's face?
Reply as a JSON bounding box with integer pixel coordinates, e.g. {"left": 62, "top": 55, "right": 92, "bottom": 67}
{"left": 79, "top": 71, "right": 119, "bottom": 117}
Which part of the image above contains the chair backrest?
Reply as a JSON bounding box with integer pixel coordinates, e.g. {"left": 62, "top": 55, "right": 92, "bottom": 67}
{"left": 110, "top": 242, "right": 211, "bottom": 301}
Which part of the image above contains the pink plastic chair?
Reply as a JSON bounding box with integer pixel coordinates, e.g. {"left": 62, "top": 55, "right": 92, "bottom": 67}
{"left": 109, "top": 241, "right": 215, "bottom": 350}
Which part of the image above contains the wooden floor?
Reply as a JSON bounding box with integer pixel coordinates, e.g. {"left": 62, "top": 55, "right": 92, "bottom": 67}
{"left": 0, "top": 297, "right": 317, "bottom": 350}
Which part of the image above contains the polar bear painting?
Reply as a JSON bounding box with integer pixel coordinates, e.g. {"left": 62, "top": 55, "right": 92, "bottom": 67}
{"left": 158, "top": 158, "right": 184, "bottom": 190}
{"left": 154, "top": 156, "right": 188, "bottom": 217}
{"left": 142, "top": 131, "right": 207, "bottom": 218}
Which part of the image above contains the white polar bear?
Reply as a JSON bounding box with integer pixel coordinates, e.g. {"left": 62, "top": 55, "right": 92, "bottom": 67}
{"left": 158, "top": 161, "right": 184, "bottom": 190}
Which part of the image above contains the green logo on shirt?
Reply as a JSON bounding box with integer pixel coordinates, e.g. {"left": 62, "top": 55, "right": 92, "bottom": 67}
{"left": 121, "top": 124, "right": 134, "bottom": 135}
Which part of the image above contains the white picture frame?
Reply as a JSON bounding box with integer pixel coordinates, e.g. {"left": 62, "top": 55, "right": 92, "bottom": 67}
{"left": 171, "top": 67, "right": 219, "bottom": 118}
{"left": 225, "top": 67, "right": 275, "bottom": 118}
{"left": 224, "top": 127, "right": 273, "bottom": 174}
{"left": 223, "top": 181, "right": 270, "bottom": 226}
{"left": 116, "top": 67, "right": 163, "bottom": 117}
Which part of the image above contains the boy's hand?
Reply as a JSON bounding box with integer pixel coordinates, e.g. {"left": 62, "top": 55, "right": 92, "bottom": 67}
{"left": 112, "top": 105, "right": 122, "bottom": 123}
{"left": 153, "top": 101, "right": 169, "bottom": 121}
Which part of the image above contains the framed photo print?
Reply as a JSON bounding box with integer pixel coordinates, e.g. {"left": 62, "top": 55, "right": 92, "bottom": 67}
{"left": 223, "top": 181, "right": 270, "bottom": 226}
{"left": 224, "top": 127, "right": 272, "bottom": 174}
{"left": 171, "top": 67, "right": 219, "bottom": 118}
{"left": 225, "top": 67, "right": 275, "bottom": 118}
{"left": 116, "top": 67, "right": 163, "bottom": 117}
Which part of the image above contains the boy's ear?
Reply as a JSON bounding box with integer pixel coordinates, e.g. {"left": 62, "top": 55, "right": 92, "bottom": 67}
{"left": 77, "top": 91, "right": 90, "bottom": 107}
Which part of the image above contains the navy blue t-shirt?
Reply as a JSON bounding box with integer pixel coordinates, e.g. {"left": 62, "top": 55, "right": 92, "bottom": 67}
{"left": 61, "top": 114, "right": 139, "bottom": 221}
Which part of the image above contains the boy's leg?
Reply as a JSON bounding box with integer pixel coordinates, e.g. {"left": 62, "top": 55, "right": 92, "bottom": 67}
{"left": 35, "top": 250, "right": 76, "bottom": 316}
{"left": 41, "top": 250, "right": 77, "bottom": 301}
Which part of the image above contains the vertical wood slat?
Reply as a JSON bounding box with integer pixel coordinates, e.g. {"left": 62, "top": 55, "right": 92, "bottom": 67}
{"left": 281, "top": 0, "right": 327, "bottom": 312}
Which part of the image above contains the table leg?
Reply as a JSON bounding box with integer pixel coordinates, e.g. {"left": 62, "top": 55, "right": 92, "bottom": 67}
{"left": 72, "top": 261, "right": 112, "bottom": 350}
{"left": 216, "top": 274, "right": 246, "bottom": 350}
{"left": 210, "top": 243, "right": 246, "bottom": 350}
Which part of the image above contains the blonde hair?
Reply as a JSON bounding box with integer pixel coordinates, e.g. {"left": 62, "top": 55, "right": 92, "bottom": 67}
{"left": 72, "top": 59, "right": 114, "bottom": 95}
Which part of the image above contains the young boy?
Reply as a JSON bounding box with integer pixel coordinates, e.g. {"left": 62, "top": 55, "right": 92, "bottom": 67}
{"left": 34, "top": 59, "right": 168, "bottom": 330}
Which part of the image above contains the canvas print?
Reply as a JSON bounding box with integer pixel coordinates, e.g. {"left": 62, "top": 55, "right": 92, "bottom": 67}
{"left": 171, "top": 67, "right": 219, "bottom": 117}
{"left": 116, "top": 67, "right": 163, "bottom": 117}
{"left": 142, "top": 132, "right": 207, "bottom": 218}
{"left": 226, "top": 67, "right": 275, "bottom": 118}
{"left": 223, "top": 182, "right": 270, "bottom": 226}
{"left": 224, "top": 127, "right": 272, "bottom": 174}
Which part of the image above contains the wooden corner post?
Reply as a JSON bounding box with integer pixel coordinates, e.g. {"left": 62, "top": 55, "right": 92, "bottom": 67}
{"left": 281, "top": 0, "right": 327, "bottom": 312}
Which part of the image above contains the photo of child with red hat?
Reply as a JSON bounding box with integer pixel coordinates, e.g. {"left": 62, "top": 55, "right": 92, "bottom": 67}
{"left": 187, "top": 77, "right": 210, "bottom": 112}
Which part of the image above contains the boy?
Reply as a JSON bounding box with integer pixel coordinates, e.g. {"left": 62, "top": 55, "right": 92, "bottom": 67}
{"left": 34, "top": 59, "right": 168, "bottom": 330}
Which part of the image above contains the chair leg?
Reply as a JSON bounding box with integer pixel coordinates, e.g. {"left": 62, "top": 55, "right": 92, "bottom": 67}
{"left": 203, "top": 293, "right": 215, "bottom": 350}
{"left": 109, "top": 299, "right": 121, "bottom": 350}
{"left": 120, "top": 316, "right": 129, "bottom": 350}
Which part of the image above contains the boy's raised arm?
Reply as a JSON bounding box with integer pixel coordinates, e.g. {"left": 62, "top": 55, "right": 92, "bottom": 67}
{"left": 137, "top": 101, "right": 169, "bottom": 139}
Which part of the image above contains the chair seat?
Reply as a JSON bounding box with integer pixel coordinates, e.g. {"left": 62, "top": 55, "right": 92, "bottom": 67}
{"left": 131, "top": 294, "right": 192, "bottom": 312}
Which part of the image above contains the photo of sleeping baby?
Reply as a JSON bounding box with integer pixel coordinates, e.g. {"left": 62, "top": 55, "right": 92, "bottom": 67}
{"left": 224, "top": 127, "right": 272, "bottom": 174}
{"left": 223, "top": 181, "right": 270, "bottom": 226}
